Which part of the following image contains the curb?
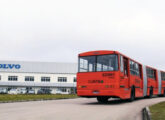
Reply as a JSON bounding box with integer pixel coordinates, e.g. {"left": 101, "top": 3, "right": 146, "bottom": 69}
{"left": 0, "top": 97, "right": 78, "bottom": 104}
{"left": 142, "top": 107, "right": 151, "bottom": 120}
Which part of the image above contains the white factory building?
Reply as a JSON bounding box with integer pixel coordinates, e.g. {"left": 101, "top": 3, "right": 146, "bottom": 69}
{"left": 0, "top": 61, "right": 77, "bottom": 94}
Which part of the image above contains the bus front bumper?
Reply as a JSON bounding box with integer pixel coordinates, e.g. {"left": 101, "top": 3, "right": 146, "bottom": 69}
{"left": 77, "top": 88, "right": 131, "bottom": 99}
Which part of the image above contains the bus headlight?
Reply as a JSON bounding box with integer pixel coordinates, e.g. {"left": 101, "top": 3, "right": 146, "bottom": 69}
{"left": 78, "top": 85, "right": 87, "bottom": 88}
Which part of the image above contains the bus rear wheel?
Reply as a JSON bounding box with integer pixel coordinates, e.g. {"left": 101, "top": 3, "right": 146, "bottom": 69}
{"left": 163, "top": 89, "right": 165, "bottom": 97}
{"left": 97, "top": 97, "right": 109, "bottom": 103}
{"left": 149, "top": 87, "right": 153, "bottom": 98}
{"left": 129, "top": 88, "right": 135, "bottom": 102}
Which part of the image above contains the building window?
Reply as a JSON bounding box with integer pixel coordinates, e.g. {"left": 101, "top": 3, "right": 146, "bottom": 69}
{"left": 73, "top": 77, "right": 76, "bottom": 82}
{"left": 41, "top": 87, "right": 50, "bottom": 90}
{"left": 8, "top": 76, "right": 18, "bottom": 81}
{"left": 25, "top": 76, "right": 34, "bottom": 82}
{"left": 58, "top": 77, "right": 67, "bottom": 82}
{"left": 41, "top": 77, "right": 50, "bottom": 82}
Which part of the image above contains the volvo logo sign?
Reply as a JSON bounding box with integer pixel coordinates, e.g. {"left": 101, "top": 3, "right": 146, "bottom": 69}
{"left": 0, "top": 64, "right": 21, "bottom": 69}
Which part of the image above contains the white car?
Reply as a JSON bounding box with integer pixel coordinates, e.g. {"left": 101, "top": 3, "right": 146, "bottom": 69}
{"left": 50, "top": 90, "right": 56, "bottom": 94}
{"left": 17, "top": 88, "right": 27, "bottom": 94}
{"left": 8, "top": 89, "right": 18, "bottom": 94}
{"left": 0, "top": 88, "right": 7, "bottom": 94}
{"left": 27, "top": 89, "right": 35, "bottom": 94}
{"left": 55, "top": 90, "right": 68, "bottom": 94}
{"left": 55, "top": 90, "right": 62, "bottom": 94}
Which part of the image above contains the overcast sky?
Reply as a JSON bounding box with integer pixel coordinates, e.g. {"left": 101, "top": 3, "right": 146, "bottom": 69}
{"left": 0, "top": 0, "right": 165, "bottom": 70}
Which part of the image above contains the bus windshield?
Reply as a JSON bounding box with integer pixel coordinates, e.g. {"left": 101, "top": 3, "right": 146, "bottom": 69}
{"left": 79, "top": 54, "right": 118, "bottom": 72}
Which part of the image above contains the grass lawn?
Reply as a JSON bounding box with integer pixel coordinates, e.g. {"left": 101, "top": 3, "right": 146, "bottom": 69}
{"left": 150, "top": 101, "right": 165, "bottom": 120}
{"left": 0, "top": 94, "right": 78, "bottom": 102}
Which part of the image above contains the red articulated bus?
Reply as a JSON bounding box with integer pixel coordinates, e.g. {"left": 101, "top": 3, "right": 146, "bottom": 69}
{"left": 77, "top": 50, "right": 165, "bottom": 103}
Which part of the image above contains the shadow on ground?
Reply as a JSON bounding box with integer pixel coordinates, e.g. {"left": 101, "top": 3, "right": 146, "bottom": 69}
{"left": 83, "top": 96, "right": 159, "bottom": 105}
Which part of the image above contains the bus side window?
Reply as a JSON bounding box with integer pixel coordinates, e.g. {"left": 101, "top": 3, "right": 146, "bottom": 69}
{"left": 139, "top": 65, "right": 142, "bottom": 79}
{"left": 120, "top": 55, "right": 124, "bottom": 73}
{"left": 123, "top": 58, "right": 128, "bottom": 76}
{"left": 161, "top": 72, "right": 165, "bottom": 81}
{"left": 146, "top": 67, "right": 156, "bottom": 80}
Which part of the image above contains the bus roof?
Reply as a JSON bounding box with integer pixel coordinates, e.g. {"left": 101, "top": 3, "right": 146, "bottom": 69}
{"left": 79, "top": 50, "right": 142, "bottom": 65}
{"left": 79, "top": 50, "right": 120, "bottom": 56}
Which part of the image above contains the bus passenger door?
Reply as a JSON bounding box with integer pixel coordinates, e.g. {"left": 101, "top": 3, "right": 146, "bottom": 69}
{"left": 120, "top": 56, "right": 129, "bottom": 89}
{"left": 123, "top": 57, "right": 129, "bottom": 88}
{"left": 139, "top": 65, "right": 143, "bottom": 89}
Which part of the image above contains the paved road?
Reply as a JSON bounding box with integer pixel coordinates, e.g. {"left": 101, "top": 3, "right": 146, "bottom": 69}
{"left": 0, "top": 97, "right": 165, "bottom": 120}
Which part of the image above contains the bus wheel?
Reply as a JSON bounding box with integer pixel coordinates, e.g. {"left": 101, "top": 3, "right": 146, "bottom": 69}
{"left": 149, "top": 87, "right": 153, "bottom": 98}
{"left": 97, "top": 97, "right": 109, "bottom": 103}
{"left": 129, "top": 88, "right": 135, "bottom": 102}
{"left": 163, "top": 89, "right": 165, "bottom": 97}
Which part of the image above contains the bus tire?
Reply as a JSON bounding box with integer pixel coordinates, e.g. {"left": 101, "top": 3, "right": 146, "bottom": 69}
{"left": 129, "top": 87, "right": 135, "bottom": 102}
{"left": 97, "top": 97, "right": 109, "bottom": 103}
{"left": 163, "top": 89, "right": 165, "bottom": 97}
{"left": 149, "top": 87, "right": 153, "bottom": 98}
